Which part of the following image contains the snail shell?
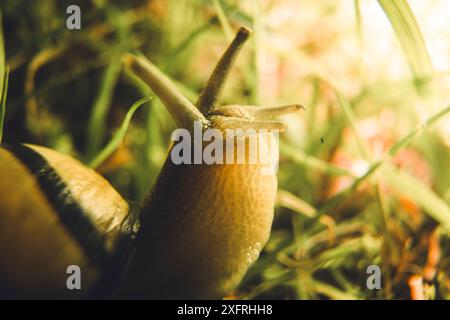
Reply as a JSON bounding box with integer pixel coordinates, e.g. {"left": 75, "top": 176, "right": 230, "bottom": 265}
{"left": 0, "top": 143, "right": 132, "bottom": 298}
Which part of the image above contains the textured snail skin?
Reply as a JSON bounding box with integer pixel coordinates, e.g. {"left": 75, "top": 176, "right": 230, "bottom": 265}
{"left": 123, "top": 134, "right": 278, "bottom": 299}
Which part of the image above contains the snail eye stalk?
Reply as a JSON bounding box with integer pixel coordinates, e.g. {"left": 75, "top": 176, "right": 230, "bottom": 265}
{"left": 197, "top": 27, "right": 251, "bottom": 116}
{"left": 123, "top": 54, "right": 209, "bottom": 130}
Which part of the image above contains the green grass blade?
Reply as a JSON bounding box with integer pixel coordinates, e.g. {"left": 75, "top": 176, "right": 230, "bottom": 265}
{"left": 354, "top": 0, "right": 368, "bottom": 82}
{"left": 387, "top": 104, "right": 450, "bottom": 157}
{"left": 313, "top": 280, "right": 359, "bottom": 300}
{"left": 86, "top": 3, "right": 130, "bottom": 159}
{"left": 335, "top": 91, "right": 370, "bottom": 159}
{"left": 382, "top": 165, "right": 450, "bottom": 230}
{"left": 0, "top": 8, "right": 5, "bottom": 143}
{"left": 320, "top": 104, "right": 450, "bottom": 213}
{"left": 164, "top": 18, "right": 217, "bottom": 71}
{"left": 0, "top": 9, "right": 5, "bottom": 100}
{"left": 378, "top": 0, "right": 433, "bottom": 83}
{"left": 354, "top": 0, "right": 363, "bottom": 46}
{"left": 86, "top": 52, "right": 123, "bottom": 159}
{"left": 213, "top": 0, "right": 233, "bottom": 42}
{"left": 89, "top": 97, "right": 151, "bottom": 169}
{"left": 276, "top": 189, "right": 318, "bottom": 218}
{"left": 319, "top": 162, "right": 383, "bottom": 213}
{"left": 280, "top": 142, "right": 355, "bottom": 177}
{"left": 251, "top": 0, "right": 262, "bottom": 105}
{"left": 0, "top": 67, "right": 8, "bottom": 143}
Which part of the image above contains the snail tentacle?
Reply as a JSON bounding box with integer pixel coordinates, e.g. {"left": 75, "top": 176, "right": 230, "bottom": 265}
{"left": 123, "top": 54, "right": 209, "bottom": 130}
{"left": 197, "top": 27, "right": 251, "bottom": 115}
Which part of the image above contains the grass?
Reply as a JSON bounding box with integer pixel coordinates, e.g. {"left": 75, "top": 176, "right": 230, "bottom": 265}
{"left": 378, "top": 0, "right": 433, "bottom": 84}
{"left": 213, "top": 0, "right": 233, "bottom": 42}
{"left": 2, "top": 0, "right": 450, "bottom": 299}
{"left": 89, "top": 96, "right": 151, "bottom": 169}
{"left": 86, "top": 50, "right": 123, "bottom": 160}
{"left": 0, "top": 9, "right": 5, "bottom": 143}
{"left": 0, "top": 67, "right": 8, "bottom": 143}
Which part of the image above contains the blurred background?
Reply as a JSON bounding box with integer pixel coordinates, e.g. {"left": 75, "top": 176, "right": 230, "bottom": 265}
{"left": 1, "top": 0, "right": 449, "bottom": 299}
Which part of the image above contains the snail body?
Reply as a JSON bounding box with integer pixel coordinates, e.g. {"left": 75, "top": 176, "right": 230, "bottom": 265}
{"left": 123, "top": 133, "right": 278, "bottom": 299}
{"left": 0, "top": 28, "right": 302, "bottom": 299}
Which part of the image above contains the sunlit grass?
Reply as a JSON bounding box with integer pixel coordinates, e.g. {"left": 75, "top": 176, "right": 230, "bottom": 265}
{"left": 378, "top": 0, "right": 433, "bottom": 84}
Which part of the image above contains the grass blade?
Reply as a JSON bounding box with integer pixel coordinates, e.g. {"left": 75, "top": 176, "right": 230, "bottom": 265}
{"left": 86, "top": 4, "right": 130, "bottom": 159}
{"left": 213, "top": 0, "right": 233, "bottom": 42}
{"left": 0, "top": 9, "right": 5, "bottom": 143}
{"left": 314, "top": 280, "right": 359, "bottom": 300}
{"left": 335, "top": 91, "right": 370, "bottom": 159}
{"left": 387, "top": 104, "right": 450, "bottom": 156}
{"left": 382, "top": 165, "right": 450, "bottom": 230}
{"left": 354, "top": 0, "right": 363, "bottom": 46}
{"left": 377, "top": 0, "right": 433, "bottom": 83}
{"left": 164, "top": 17, "right": 217, "bottom": 71}
{"left": 280, "top": 142, "right": 355, "bottom": 177}
{"left": 251, "top": 0, "right": 262, "bottom": 105}
{"left": 0, "top": 9, "right": 4, "bottom": 100}
{"left": 276, "top": 189, "right": 318, "bottom": 218}
{"left": 320, "top": 104, "right": 450, "bottom": 213}
{"left": 0, "top": 67, "right": 8, "bottom": 143}
{"left": 86, "top": 52, "right": 123, "bottom": 159}
{"left": 89, "top": 97, "right": 151, "bottom": 169}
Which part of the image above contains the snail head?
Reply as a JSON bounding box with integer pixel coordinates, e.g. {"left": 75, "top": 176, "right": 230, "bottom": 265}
{"left": 124, "top": 27, "right": 303, "bottom": 133}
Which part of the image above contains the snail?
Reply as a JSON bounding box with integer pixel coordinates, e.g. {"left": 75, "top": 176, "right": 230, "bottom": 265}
{"left": 0, "top": 27, "right": 302, "bottom": 299}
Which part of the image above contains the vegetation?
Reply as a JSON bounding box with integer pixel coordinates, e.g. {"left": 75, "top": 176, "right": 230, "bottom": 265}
{"left": 1, "top": 0, "right": 450, "bottom": 299}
